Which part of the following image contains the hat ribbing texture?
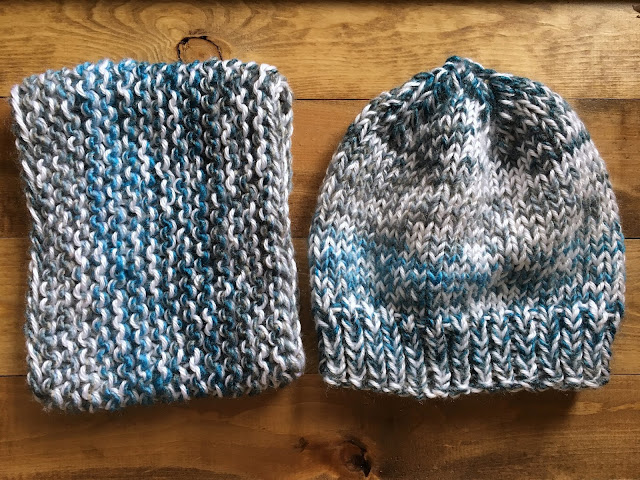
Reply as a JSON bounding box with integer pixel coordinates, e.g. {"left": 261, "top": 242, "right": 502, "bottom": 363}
{"left": 309, "top": 57, "right": 625, "bottom": 399}
{"left": 12, "top": 58, "right": 304, "bottom": 411}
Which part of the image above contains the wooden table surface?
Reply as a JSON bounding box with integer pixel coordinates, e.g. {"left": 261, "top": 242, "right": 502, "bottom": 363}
{"left": 1, "top": 2, "right": 639, "bottom": 479}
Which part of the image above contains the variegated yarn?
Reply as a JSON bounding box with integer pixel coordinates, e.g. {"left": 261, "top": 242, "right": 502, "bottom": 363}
{"left": 12, "top": 58, "right": 305, "bottom": 411}
{"left": 309, "top": 57, "right": 625, "bottom": 399}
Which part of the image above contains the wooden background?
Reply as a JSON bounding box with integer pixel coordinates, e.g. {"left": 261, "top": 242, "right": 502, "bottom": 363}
{"left": 1, "top": 1, "right": 639, "bottom": 479}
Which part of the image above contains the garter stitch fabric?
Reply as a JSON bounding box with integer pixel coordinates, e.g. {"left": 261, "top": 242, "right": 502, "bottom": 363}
{"left": 12, "top": 58, "right": 305, "bottom": 411}
{"left": 309, "top": 56, "right": 625, "bottom": 399}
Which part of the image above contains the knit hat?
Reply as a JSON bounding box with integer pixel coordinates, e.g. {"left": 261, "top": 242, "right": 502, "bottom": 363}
{"left": 12, "top": 58, "right": 304, "bottom": 411}
{"left": 308, "top": 56, "right": 625, "bottom": 399}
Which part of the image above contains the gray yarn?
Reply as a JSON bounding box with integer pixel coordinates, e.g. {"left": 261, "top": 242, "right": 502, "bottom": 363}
{"left": 309, "top": 57, "right": 626, "bottom": 399}
{"left": 12, "top": 58, "right": 305, "bottom": 411}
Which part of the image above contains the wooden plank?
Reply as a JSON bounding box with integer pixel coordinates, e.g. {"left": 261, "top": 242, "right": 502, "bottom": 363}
{"left": 0, "top": 238, "right": 28, "bottom": 376}
{"left": 0, "top": 373, "right": 639, "bottom": 479}
{"left": 292, "top": 98, "right": 640, "bottom": 239}
{"left": 621, "top": 240, "right": 640, "bottom": 374}
{"left": 1, "top": 237, "right": 639, "bottom": 377}
{"left": 1, "top": 98, "right": 639, "bottom": 239}
{"left": 289, "top": 100, "right": 365, "bottom": 240}
{"left": 577, "top": 99, "right": 640, "bottom": 237}
{"left": 0, "top": 2, "right": 639, "bottom": 99}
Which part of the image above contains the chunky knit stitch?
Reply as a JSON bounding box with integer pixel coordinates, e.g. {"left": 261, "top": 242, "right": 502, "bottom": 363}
{"left": 309, "top": 57, "right": 625, "bottom": 399}
{"left": 12, "top": 58, "right": 304, "bottom": 411}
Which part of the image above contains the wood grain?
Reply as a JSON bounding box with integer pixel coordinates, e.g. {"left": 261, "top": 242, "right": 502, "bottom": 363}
{"left": 0, "top": 2, "right": 639, "bottom": 99}
{"left": 1, "top": 98, "right": 640, "bottom": 239}
{"left": 0, "top": 238, "right": 29, "bottom": 377}
{"left": 1, "top": 237, "right": 638, "bottom": 377}
{"left": 1, "top": 374, "right": 639, "bottom": 479}
{"left": 1, "top": 2, "right": 639, "bottom": 479}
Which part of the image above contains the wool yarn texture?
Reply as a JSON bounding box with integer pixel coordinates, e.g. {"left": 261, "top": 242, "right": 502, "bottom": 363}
{"left": 309, "top": 56, "right": 625, "bottom": 399}
{"left": 12, "top": 58, "right": 305, "bottom": 411}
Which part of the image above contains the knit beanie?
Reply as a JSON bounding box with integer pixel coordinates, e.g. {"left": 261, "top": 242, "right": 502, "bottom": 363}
{"left": 308, "top": 56, "right": 625, "bottom": 399}
{"left": 12, "top": 58, "right": 305, "bottom": 411}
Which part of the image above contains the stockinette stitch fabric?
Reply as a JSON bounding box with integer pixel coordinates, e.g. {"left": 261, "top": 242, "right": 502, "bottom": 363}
{"left": 309, "top": 56, "right": 625, "bottom": 399}
{"left": 12, "top": 58, "right": 305, "bottom": 411}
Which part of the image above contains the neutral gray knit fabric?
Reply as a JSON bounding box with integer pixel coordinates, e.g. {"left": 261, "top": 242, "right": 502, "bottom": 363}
{"left": 12, "top": 58, "right": 305, "bottom": 411}
{"left": 309, "top": 57, "right": 625, "bottom": 399}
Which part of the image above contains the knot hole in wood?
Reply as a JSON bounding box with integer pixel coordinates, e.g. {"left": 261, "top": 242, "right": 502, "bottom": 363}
{"left": 177, "top": 36, "right": 224, "bottom": 62}
{"left": 340, "top": 439, "right": 372, "bottom": 477}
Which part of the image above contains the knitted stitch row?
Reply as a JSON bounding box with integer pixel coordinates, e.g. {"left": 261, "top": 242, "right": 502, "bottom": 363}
{"left": 12, "top": 58, "right": 305, "bottom": 411}
{"left": 309, "top": 57, "right": 625, "bottom": 399}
